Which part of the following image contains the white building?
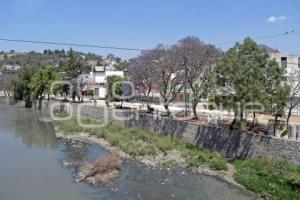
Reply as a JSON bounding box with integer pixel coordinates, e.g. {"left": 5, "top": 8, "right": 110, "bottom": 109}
{"left": 90, "top": 66, "right": 124, "bottom": 98}
{"left": 2, "top": 64, "right": 21, "bottom": 71}
{"left": 269, "top": 52, "right": 300, "bottom": 93}
{"left": 269, "top": 52, "right": 300, "bottom": 115}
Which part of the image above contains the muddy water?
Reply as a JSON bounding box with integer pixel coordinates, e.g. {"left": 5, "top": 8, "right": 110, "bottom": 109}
{"left": 0, "top": 104, "right": 254, "bottom": 200}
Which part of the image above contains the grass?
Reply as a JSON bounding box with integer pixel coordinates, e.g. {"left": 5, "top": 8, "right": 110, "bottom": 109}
{"left": 56, "top": 117, "right": 228, "bottom": 170}
{"left": 234, "top": 157, "right": 300, "bottom": 200}
{"left": 163, "top": 159, "right": 179, "bottom": 167}
{"left": 184, "top": 144, "right": 228, "bottom": 170}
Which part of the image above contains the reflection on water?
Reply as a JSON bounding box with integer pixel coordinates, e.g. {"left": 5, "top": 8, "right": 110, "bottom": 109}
{"left": 0, "top": 104, "right": 254, "bottom": 200}
{"left": 3, "top": 105, "right": 59, "bottom": 149}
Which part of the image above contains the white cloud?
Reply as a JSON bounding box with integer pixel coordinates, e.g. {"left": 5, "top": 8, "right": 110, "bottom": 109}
{"left": 267, "top": 16, "right": 287, "bottom": 23}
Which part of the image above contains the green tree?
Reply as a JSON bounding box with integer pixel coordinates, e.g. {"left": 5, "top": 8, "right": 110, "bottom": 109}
{"left": 106, "top": 75, "right": 124, "bottom": 101}
{"left": 264, "top": 59, "right": 290, "bottom": 133}
{"left": 286, "top": 73, "right": 300, "bottom": 127}
{"left": 30, "top": 65, "right": 58, "bottom": 109}
{"left": 114, "top": 60, "right": 130, "bottom": 71}
{"left": 13, "top": 66, "right": 36, "bottom": 108}
{"left": 61, "top": 48, "right": 86, "bottom": 101}
{"left": 216, "top": 37, "right": 273, "bottom": 130}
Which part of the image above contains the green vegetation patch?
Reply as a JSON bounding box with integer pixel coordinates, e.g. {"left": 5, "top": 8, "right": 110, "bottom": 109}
{"left": 163, "top": 159, "right": 179, "bottom": 167}
{"left": 56, "top": 117, "right": 228, "bottom": 171}
{"left": 183, "top": 144, "right": 228, "bottom": 171}
{"left": 234, "top": 157, "right": 300, "bottom": 200}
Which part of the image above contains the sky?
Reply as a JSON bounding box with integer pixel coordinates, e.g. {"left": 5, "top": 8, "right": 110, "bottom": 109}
{"left": 1, "top": 0, "right": 300, "bottom": 59}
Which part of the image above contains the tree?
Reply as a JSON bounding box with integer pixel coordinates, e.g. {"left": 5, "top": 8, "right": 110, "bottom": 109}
{"left": 216, "top": 37, "right": 274, "bottom": 130}
{"left": 130, "top": 51, "right": 158, "bottom": 113}
{"left": 61, "top": 48, "right": 86, "bottom": 101}
{"left": 263, "top": 59, "right": 290, "bottom": 134}
{"left": 114, "top": 60, "right": 130, "bottom": 71}
{"left": 96, "top": 60, "right": 103, "bottom": 66}
{"left": 153, "top": 45, "right": 186, "bottom": 115}
{"left": 30, "top": 66, "right": 58, "bottom": 109}
{"left": 115, "top": 56, "right": 122, "bottom": 63}
{"left": 286, "top": 72, "right": 300, "bottom": 127}
{"left": 174, "top": 36, "right": 220, "bottom": 119}
{"left": 106, "top": 75, "right": 124, "bottom": 107}
{"left": 0, "top": 73, "right": 16, "bottom": 96}
{"left": 13, "top": 66, "right": 36, "bottom": 108}
{"left": 107, "top": 53, "right": 115, "bottom": 60}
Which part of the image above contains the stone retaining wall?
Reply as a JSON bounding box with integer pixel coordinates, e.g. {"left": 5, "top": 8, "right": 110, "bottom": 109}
{"left": 0, "top": 96, "right": 15, "bottom": 105}
{"left": 43, "top": 101, "right": 300, "bottom": 164}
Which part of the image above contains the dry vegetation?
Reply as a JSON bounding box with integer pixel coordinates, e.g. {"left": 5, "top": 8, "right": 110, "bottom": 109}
{"left": 78, "top": 152, "right": 122, "bottom": 185}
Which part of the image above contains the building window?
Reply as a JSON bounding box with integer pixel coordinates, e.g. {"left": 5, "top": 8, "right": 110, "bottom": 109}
{"left": 282, "top": 76, "right": 288, "bottom": 82}
{"left": 281, "top": 57, "right": 287, "bottom": 68}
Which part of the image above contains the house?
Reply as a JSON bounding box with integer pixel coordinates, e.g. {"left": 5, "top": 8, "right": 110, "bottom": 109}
{"left": 269, "top": 52, "right": 300, "bottom": 115}
{"left": 2, "top": 64, "right": 21, "bottom": 71}
{"left": 269, "top": 52, "right": 300, "bottom": 86}
{"left": 90, "top": 66, "right": 124, "bottom": 98}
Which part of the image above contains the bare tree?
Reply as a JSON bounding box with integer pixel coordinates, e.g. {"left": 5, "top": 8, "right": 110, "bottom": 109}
{"left": 0, "top": 74, "right": 16, "bottom": 96}
{"left": 286, "top": 72, "right": 300, "bottom": 127}
{"left": 129, "top": 51, "right": 158, "bottom": 113}
{"left": 174, "top": 36, "right": 220, "bottom": 119}
{"left": 153, "top": 45, "right": 186, "bottom": 116}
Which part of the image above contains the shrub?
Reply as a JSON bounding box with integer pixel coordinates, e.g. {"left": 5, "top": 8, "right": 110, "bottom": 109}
{"left": 209, "top": 158, "right": 228, "bottom": 171}
{"left": 164, "top": 159, "right": 178, "bottom": 167}
{"left": 234, "top": 157, "right": 300, "bottom": 200}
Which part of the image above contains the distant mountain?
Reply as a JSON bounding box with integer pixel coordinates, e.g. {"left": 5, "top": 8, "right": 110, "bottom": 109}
{"left": 258, "top": 44, "right": 280, "bottom": 54}
{"left": 0, "top": 49, "right": 128, "bottom": 72}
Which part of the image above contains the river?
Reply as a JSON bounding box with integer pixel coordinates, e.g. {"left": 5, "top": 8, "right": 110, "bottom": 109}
{"left": 0, "top": 104, "right": 254, "bottom": 200}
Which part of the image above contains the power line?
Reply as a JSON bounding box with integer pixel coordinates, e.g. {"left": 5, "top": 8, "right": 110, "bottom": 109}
{"left": 213, "top": 30, "right": 300, "bottom": 46}
{"left": 0, "top": 29, "right": 299, "bottom": 52}
{"left": 0, "top": 38, "right": 146, "bottom": 52}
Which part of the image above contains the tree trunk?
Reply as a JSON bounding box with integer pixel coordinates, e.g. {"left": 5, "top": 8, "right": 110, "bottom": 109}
{"left": 251, "top": 112, "right": 256, "bottom": 129}
{"left": 274, "top": 115, "right": 278, "bottom": 136}
{"left": 240, "top": 109, "right": 246, "bottom": 130}
{"left": 72, "top": 92, "right": 76, "bottom": 102}
{"left": 146, "top": 88, "right": 153, "bottom": 113}
{"left": 230, "top": 108, "right": 245, "bottom": 130}
{"left": 24, "top": 100, "right": 32, "bottom": 108}
{"left": 230, "top": 117, "right": 238, "bottom": 129}
{"left": 286, "top": 107, "right": 292, "bottom": 128}
{"left": 38, "top": 97, "right": 43, "bottom": 110}
{"left": 164, "top": 104, "right": 171, "bottom": 116}
{"left": 120, "top": 100, "right": 123, "bottom": 109}
{"left": 192, "top": 101, "right": 198, "bottom": 119}
{"left": 146, "top": 104, "right": 153, "bottom": 114}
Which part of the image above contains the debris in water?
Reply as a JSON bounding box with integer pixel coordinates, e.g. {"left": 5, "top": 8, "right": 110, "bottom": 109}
{"left": 75, "top": 152, "right": 122, "bottom": 185}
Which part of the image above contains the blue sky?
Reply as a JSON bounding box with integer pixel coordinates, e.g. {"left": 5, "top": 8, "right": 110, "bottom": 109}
{"left": 1, "top": 0, "right": 299, "bottom": 58}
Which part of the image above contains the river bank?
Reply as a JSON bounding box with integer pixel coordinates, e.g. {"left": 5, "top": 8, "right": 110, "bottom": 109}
{"left": 54, "top": 115, "right": 300, "bottom": 200}
{"left": 54, "top": 117, "right": 255, "bottom": 197}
